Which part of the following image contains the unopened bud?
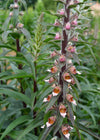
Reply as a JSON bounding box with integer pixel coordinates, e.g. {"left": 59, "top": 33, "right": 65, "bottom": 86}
{"left": 17, "top": 23, "right": 24, "bottom": 28}
{"left": 55, "top": 32, "right": 61, "bottom": 40}
{"left": 71, "top": 19, "right": 78, "bottom": 26}
{"left": 14, "top": 3, "right": 19, "bottom": 9}
{"left": 59, "top": 55, "right": 66, "bottom": 62}
{"left": 9, "top": 12, "right": 13, "bottom": 17}
{"left": 65, "top": 22, "right": 71, "bottom": 30}
{"left": 59, "top": 9, "right": 65, "bottom": 15}
{"left": 54, "top": 19, "right": 60, "bottom": 26}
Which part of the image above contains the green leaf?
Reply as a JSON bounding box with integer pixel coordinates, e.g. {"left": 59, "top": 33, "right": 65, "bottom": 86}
{"left": 2, "top": 30, "right": 12, "bottom": 42}
{"left": 0, "top": 44, "right": 16, "bottom": 51}
{"left": 38, "top": 126, "right": 54, "bottom": 140}
{"left": 2, "top": 17, "right": 11, "bottom": 31}
{"left": 0, "top": 88, "right": 31, "bottom": 105}
{"left": 77, "top": 123, "right": 100, "bottom": 140}
{"left": 46, "top": 95, "right": 59, "bottom": 113}
{"left": 0, "top": 72, "right": 33, "bottom": 80}
{"left": 20, "top": 28, "right": 31, "bottom": 40}
{"left": 0, "top": 115, "right": 31, "bottom": 140}
{"left": 78, "top": 104, "right": 96, "bottom": 125}
{"left": 17, "top": 118, "right": 43, "bottom": 140}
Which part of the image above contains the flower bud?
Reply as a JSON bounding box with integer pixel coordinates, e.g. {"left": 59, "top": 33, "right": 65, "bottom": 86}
{"left": 72, "top": 36, "right": 78, "bottom": 42}
{"left": 54, "top": 19, "right": 60, "bottom": 26}
{"left": 46, "top": 116, "right": 56, "bottom": 127}
{"left": 59, "top": 104, "right": 67, "bottom": 118}
{"left": 49, "top": 77, "right": 55, "bottom": 83}
{"left": 17, "top": 23, "right": 24, "bottom": 28}
{"left": 67, "top": 46, "right": 76, "bottom": 53}
{"left": 55, "top": 32, "right": 61, "bottom": 40}
{"left": 14, "top": 3, "right": 19, "bottom": 9}
{"left": 52, "top": 86, "right": 61, "bottom": 96}
{"left": 59, "top": 9, "right": 65, "bottom": 15}
{"left": 59, "top": 55, "right": 66, "bottom": 62}
{"left": 65, "top": 22, "right": 71, "bottom": 30}
{"left": 9, "top": 24, "right": 13, "bottom": 29}
{"left": 69, "top": 66, "right": 77, "bottom": 74}
{"left": 71, "top": 78, "right": 75, "bottom": 85}
{"left": 71, "top": 19, "right": 78, "bottom": 26}
{"left": 63, "top": 73, "right": 72, "bottom": 83}
{"left": 66, "top": 94, "right": 77, "bottom": 105}
{"left": 9, "top": 12, "right": 13, "bottom": 17}
{"left": 67, "top": 59, "right": 72, "bottom": 64}
{"left": 75, "top": 0, "right": 79, "bottom": 4}
{"left": 50, "top": 51, "right": 57, "bottom": 58}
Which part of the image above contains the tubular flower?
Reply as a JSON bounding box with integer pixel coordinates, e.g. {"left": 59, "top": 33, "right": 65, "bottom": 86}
{"left": 43, "top": 94, "right": 52, "bottom": 102}
{"left": 65, "top": 22, "right": 71, "bottom": 30}
{"left": 46, "top": 116, "right": 56, "bottom": 127}
{"left": 59, "top": 55, "right": 66, "bottom": 62}
{"left": 55, "top": 32, "right": 61, "bottom": 40}
{"left": 47, "top": 66, "right": 58, "bottom": 73}
{"left": 69, "top": 66, "right": 77, "bottom": 74}
{"left": 67, "top": 46, "right": 76, "bottom": 53}
{"left": 52, "top": 86, "right": 61, "bottom": 96}
{"left": 63, "top": 72, "right": 72, "bottom": 83}
{"left": 44, "top": 77, "right": 55, "bottom": 84}
{"left": 66, "top": 94, "right": 77, "bottom": 105}
{"left": 62, "top": 125, "right": 72, "bottom": 139}
{"left": 69, "top": 66, "right": 81, "bottom": 75}
{"left": 59, "top": 104, "right": 67, "bottom": 118}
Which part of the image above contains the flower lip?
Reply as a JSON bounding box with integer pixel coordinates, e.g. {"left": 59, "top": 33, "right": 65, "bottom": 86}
{"left": 51, "top": 66, "right": 58, "bottom": 73}
{"left": 63, "top": 72, "right": 72, "bottom": 83}
{"left": 62, "top": 125, "right": 71, "bottom": 138}
{"left": 66, "top": 94, "right": 77, "bottom": 105}
{"left": 69, "top": 66, "right": 77, "bottom": 74}
{"left": 43, "top": 94, "right": 52, "bottom": 102}
{"left": 46, "top": 116, "right": 56, "bottom": 127}
{"left": 52, "top": 86, "right": 61, "bottom": 96}
{"left": 59, "top": 104, "right": 67, "bottom": 118}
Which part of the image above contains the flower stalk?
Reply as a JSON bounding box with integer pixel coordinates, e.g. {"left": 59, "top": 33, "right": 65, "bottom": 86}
{"left": 43, "top": 0, "right": 81, "bottom": 139}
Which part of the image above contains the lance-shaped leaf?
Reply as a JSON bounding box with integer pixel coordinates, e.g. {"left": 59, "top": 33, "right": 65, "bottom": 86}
{"left": 77, "top": 122, "right": 100, "bottom": 140}
{"left": 0, "top": 88, "right": 31, "bottom": 105}
{"left": 0, "top": 115, "right": 31, "bottom": 140}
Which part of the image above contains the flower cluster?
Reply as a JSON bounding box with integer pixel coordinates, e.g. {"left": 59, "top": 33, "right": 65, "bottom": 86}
{"left": 43, "top": 0, "right": 81, "bottom": 139}
{"left": 9, "top": 1, "right": 24, "bottom": 30}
